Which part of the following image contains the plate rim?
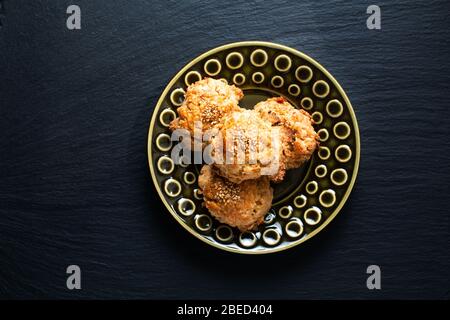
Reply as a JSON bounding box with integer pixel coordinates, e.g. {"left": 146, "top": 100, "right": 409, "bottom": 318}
{"left": 147, "top": 41, "right": 361, "bottom": 255}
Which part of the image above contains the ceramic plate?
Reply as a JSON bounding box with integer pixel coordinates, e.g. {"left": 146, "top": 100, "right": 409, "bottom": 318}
{"left": 147, "top": 41, "right": 360, "bottom": 254}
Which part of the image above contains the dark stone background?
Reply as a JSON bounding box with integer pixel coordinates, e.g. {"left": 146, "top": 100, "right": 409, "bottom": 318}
{"left": 0, "top": 0, "right": 449, "bottom": 299}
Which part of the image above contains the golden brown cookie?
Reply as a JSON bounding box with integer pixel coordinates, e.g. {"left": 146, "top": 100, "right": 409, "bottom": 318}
{"left": 209, "top": 109, "right": 283, "bottom": 184}
{"left": 254, "top": 97, "right": 318, "bottom": 176}
{"left": 169, "top": 78, "right": 243, "bottom": 146}
{"left": 198, "top": 165, "right": 273, "bottom": 231}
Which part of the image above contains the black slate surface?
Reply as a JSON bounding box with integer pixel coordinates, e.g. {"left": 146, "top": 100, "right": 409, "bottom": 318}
{"left": 0, "top": 0, "right": 449, "bottom": 299}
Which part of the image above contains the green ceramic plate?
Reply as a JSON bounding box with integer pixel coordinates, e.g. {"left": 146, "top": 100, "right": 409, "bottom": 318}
{"left": 147, "top": 41, "right": 360, "bottom": 254}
